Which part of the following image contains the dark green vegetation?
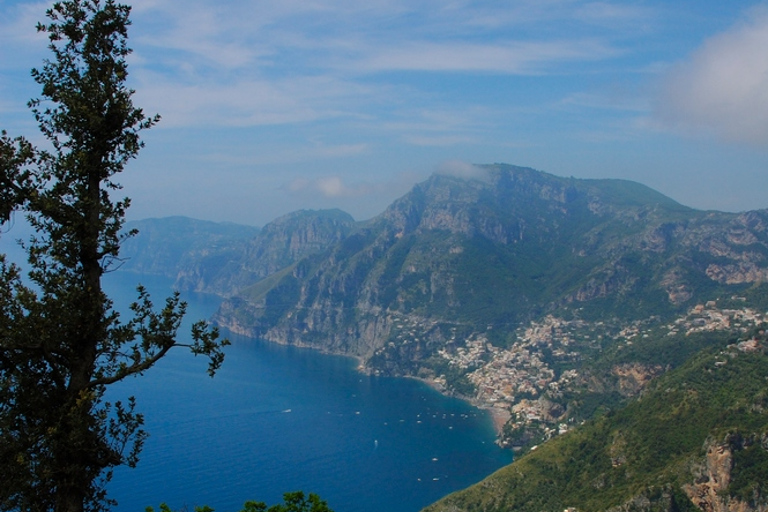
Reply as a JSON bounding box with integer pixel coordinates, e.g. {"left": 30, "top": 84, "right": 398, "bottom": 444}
{"left": 0, "top": 2, "right": 227, "bottom": 511}
{"left": 423, "top": 340, "right": 768, "bottom": 512}
{"left": 148, "top": 492, "right": 334, "bottom": 512}
{"left": 211, "top": 165, "right": 768, "bottom": 376}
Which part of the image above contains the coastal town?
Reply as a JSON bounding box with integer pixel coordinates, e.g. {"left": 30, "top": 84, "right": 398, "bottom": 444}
{"left": 433, "top": 300, "right": 767, "bottom": 449}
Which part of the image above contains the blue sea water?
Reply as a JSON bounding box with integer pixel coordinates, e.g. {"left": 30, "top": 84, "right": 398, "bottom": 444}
{"left": 99, "top": 273, "right": 514, "bottom": 512}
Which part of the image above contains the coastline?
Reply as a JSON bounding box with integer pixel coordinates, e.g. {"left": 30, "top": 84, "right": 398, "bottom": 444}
{"left": 483, "top": 405, "right": 511, "bottom": 436}
{"left": 400, "top": 373, "right": 511, "bottom": 438}
{"left": 229, "top": 323, "right": 512, "bottom": 439}
{"left": 249, "top": 341, "right": 512, "bottom": 440}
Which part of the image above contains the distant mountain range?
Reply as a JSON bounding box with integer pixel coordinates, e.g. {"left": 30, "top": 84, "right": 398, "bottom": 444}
{"left": 119, "top": 216, "right": 260, "bottom": 279}
{"left": 121, "top": 209, "right": 356, "bottom": 295}
{"left": 119, "top": 164, "right": 768, "bottom": 512}
{"left": 208, "top": 165, "right": 767, "bottom": 364}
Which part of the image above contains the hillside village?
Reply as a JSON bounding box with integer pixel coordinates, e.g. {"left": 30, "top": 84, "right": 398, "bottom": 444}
{"left": 434, "top": 301, "right": 767, "bottom": 449}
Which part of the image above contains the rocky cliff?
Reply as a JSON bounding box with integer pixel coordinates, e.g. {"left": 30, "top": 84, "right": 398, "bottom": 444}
{"left": 120, "top": 210, "right": 357, "bottom": 297}
{"left": 213, "top": 165, "right": 768, "bottom": 375}
{"left": 175, "top": 209, "right": 357, "bottom": 296}
{"left": 684, "top": 434, "right": 768, "bottom": 512}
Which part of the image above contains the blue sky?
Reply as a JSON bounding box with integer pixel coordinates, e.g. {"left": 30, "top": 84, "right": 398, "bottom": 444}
{"left": 2, "top": 0, "right": 768, "bottom": 226}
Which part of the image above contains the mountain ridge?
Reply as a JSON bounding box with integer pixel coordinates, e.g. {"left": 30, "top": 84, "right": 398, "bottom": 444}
{"left": 118, "top": 163, "right": 768, "bottom": 512}
{"left": 212, "top": 164, "right": 768, "bottom": 365}
{"left": 119, "top": 209, "right": 358, "bottom": 297}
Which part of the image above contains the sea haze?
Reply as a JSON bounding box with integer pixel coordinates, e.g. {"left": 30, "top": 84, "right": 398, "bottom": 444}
{"left": 104, "top": 272, "right": 513, "bottom": 512}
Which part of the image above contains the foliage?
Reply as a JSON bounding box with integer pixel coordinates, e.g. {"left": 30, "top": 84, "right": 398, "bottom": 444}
{"left": 729, "top": 435, "right": 768, "bottom": 505}
{"left": 420, "top": 354, "right": 476, "bottom": 396}
{"left": 146, "top": 492, "right": 334, "bottom": 512}
{"left": 0, "top": 2, "right": 228, "bottom": 512}
{"left": 0, "top": 132, "right": 35, "bottom": 223}
{"left": 423, "top": 346, "right": 768, "bottom": 512}
{"left": 242, "top": 492, "right": 333, "bottom": 512}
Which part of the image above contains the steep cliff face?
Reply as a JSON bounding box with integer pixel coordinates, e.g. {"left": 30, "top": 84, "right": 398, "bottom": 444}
{"left": 175, "top": 209, "right": 358, "bottom": 296}
{"left": 685, "top": 434, "right": 768, "bottom": 512}
{"left": 213, "top": 165, "right": 768, "bottom": 371}
{"left": 119, "top": 216, "right": 259, "bottom": 278}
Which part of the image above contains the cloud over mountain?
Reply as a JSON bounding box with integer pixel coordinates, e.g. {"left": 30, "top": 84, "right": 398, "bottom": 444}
{"left": 655, "top": 6, "right": 768, "bottom": 145}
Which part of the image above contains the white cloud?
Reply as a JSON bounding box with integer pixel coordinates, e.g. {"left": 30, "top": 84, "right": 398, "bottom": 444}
{"left": 655, "top": 6, "right": 768, "bottom": 145}
{"left": 119, "top": 0, "right": 629, "bottom": 131}
{"left": 560, "top": 92, "right": 647, "bottom": 112}
{"left": 359, "top": 39, "right": 618, "bottom": 74}
{"left": 441, "top": 0, "right": 651, "bottom": 32}
{"left": 132, "top": 73, "right": 373, "bottom": 128}
{"left": 434, "top": 160, "right": 489, "bottom": 180}
{"left": 285, "top": 175, "right": 373, "bottom": 198}
{"left": 575, "top": 2, "right": 651, "bottom": 25}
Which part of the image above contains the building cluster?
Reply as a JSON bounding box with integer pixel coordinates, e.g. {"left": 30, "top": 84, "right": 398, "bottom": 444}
{"left": 386, "top": 315, "right": 437, "bottom": 349}
{"left": 665, "top": 300, "right": 764, "bottom": 337}
{"left": 436, "top": 315, "right": 586, "bottom": 429}
{"left": 434, "top": 304, "right": 767, "bottom": 444}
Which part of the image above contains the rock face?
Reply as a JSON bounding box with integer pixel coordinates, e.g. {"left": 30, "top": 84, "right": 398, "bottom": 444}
{"left": 119, "top": 216, "right": 259, "bottom": 278}
{"left": 611, "top": 363, "right": 664, "bottom": 396}
{"left": 213, "top": 165, "right": 768, "bottom": 374}
{"left": 685, "top": 435, "right": 768, "bottom": 512}
{"left": 175, "top": 209, "right": 357, "bottom": 296}
{"left": 120, "top": 210, "right": 357, "bottom": 297}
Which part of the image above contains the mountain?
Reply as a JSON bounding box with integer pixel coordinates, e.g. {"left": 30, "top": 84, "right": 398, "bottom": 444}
{"left": 119, "top": 165, "right": 768, "bottom": 512}
{"left": 119, "top": 216, "right": 259, "bottom": 278}
{"left": 422, "top": 336, "right": 768, "bottom": 512}
{"left": 120, "top": 210, "right": 358, "bottom": 296}
{"left": 175, "top": 208, "right": 358, "bottom": 296}
{"left": 120, "top": 165, "right": 768, "bottom": 511}
{"left": 213, "top": 164, "right": 768, "bottom": 369}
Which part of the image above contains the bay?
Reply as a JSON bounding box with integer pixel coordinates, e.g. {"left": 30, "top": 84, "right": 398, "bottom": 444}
{"left": 101, "top": 272, "right": 515, "bottom": 512}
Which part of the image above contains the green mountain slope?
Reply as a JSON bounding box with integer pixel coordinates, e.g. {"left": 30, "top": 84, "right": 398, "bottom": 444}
{"left": 423, "top": 336, "right": 768, "bottom": 512}
{"left": 213, "top": 165, "right": 768, "bottom": 369}
{"left": 119, "top": 166, "right": 768, "bottom": 512}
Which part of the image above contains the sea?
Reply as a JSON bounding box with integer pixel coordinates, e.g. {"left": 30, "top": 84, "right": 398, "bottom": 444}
{"left": 101, "top": 272, "right": 513, "bottom": 512}
{"left": 0, "top": 216, "right": 512, "bottom": 512}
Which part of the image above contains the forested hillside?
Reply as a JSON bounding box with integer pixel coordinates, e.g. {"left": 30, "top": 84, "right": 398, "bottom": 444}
{"left": 423, "top": 335, "right": 768, "bottom": 512}
{"left": 123, "top": 164, "right": 768, "bottom": 512}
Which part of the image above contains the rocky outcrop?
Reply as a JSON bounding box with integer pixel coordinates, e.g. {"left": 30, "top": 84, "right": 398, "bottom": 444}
{"left": 684, "top": 434, "right": 768, "bottom": 512}
{"left": 176, "top": 209, "right": 357, "bottom": 296}
{"left": 608, "top": 486, "right": 698, "bottom": 512}
{"left": 213, "top": 165, "right": 768, "bottom": 375}
{"left": 611, "top": 363, "right": 664, "bottom": 396}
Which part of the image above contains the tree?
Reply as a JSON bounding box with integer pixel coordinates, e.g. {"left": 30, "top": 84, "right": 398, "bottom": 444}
{"left": 147, "top": 492, "right": 335, "bottom": 512}
{"left": 0, "top": 132, "right": 34, "bottom": 223}
{"left": 0, "top": 2, "right": 228, "bottom": 512}
{"left": 241, "top": 492, "right": 334, "bottom": 512}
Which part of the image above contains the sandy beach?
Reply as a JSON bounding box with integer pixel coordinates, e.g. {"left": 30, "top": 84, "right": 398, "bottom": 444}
{"left": 485, "top": 406, "right": 511, "bottom": 435}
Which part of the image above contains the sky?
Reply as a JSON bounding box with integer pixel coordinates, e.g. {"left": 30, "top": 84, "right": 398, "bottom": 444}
{"left": 1, "top": 0, "right": 768, "bottom": 226}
